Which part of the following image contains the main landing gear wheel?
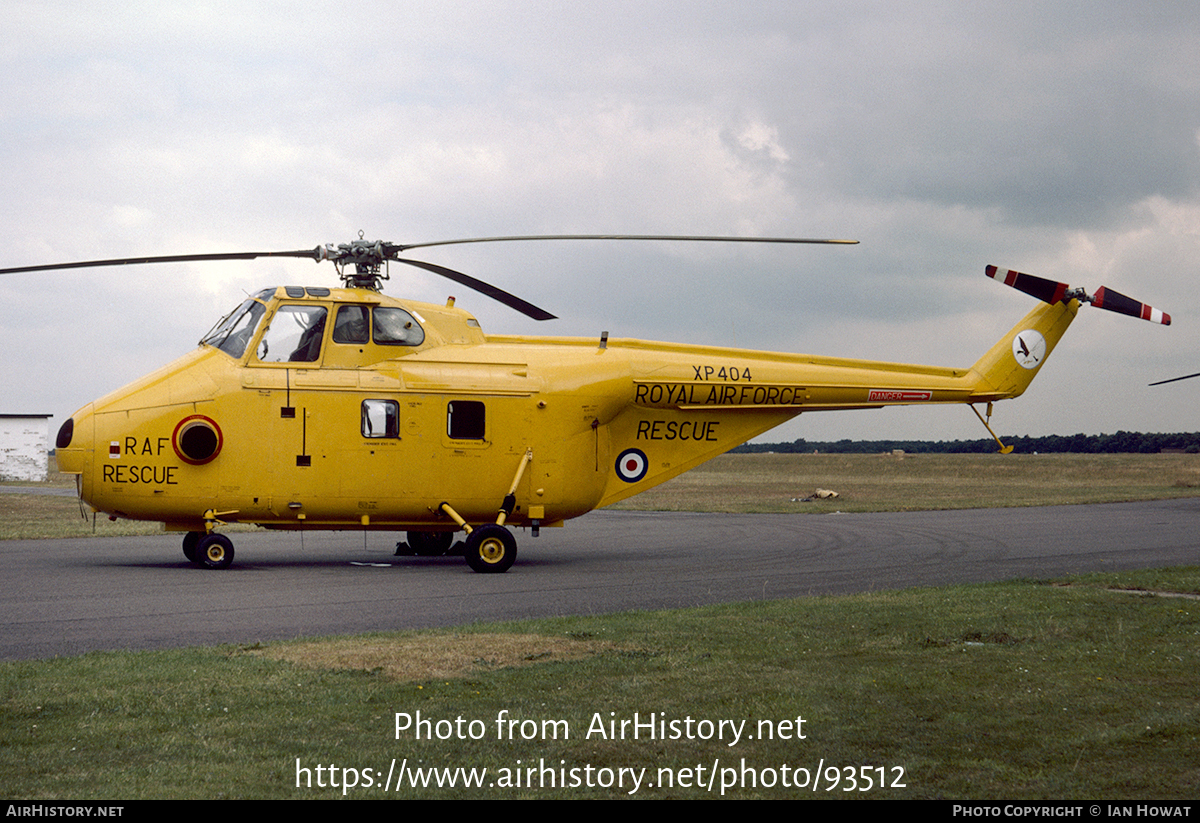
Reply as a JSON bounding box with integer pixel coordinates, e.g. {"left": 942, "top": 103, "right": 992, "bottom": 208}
{"left": 197, "top": 533, "right": 235, "bottom": 570}
{"left": 406, "top": 530, "right": 455, "bottom": 556}
{"left": 182, "top": 531, "right": 203, "bottom": 564}
{"left": 464, "top": 524, "right": 516, "bottom": 574}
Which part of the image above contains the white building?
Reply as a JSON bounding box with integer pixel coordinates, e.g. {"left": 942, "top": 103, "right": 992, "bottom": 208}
{"left": 0, "top": 414, "right": 53, "bottom": 481}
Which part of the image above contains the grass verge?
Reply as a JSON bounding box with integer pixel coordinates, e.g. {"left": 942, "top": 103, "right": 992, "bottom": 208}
{"left": 2, "top": 567, "right": 1197, "bottom": 799}
{"left": 608, "top": 452, "right": 1200, "bottom": 513}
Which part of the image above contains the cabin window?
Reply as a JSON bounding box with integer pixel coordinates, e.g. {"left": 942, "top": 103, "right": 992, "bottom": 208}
{"left": 333, "top": 305, "right": 370, "bottom": 344}
{"left": 373, "top": 307, "right": 425, "bottom": 347}
{"left": 361, "top": 399, "right": 400, "bottom": 438}
{"left": 447, "top": 400, "right": 485, "bottom": 440}
{"left": 256, "top": 305, "right": 328, "bottom": 363}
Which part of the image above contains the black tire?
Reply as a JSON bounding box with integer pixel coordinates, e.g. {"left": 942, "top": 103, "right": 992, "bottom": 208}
{"left": 407, "top": 530, "right": 455, "bottom": 556}
{"left": 464, "top": 524, "right": 516, "bottom": 573}
{"left": 197, "top": 533, "right": 235, "bottom": 570}
{"left": 182, "top": 531, "right": 204, "bottom": 564}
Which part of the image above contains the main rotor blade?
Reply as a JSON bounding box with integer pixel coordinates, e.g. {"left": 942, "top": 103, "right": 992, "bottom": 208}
{"left": 392, "top": 234, "right": 859, "bottom": 252}
{"left": 389, "top": 257, "right": 557, "bottom": 321}
{"left": 1149, "top": 372, "right": 1200, "bottom": 386}
{"left": 1, "top": 234, "right": 853, "bottom": 319}
{"left": 0, "top": 249, "right": 323, "bottom": 275}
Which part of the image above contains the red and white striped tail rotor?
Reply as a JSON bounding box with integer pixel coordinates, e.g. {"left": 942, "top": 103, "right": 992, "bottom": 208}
{"left": 985, "top": 265, "right": 1069, "bottom": 304}
{"left": 985, "top": 265, "right": 1170, "bottom": 326}
{"left": 1090, "top": 286, "right": 1171, "bottom": 326}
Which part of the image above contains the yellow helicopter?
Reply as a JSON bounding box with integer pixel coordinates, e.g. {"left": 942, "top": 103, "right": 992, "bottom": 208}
{"left": 1, "top": 235, "right": 1170, "bottom": 572}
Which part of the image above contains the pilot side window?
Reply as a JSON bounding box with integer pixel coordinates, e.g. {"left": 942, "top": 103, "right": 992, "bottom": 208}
{"left": 361, "top": 399, "right": 400, "bottom": 438}
{"left": 447, "top": 400, "right": 485, "bottom": 440}
{"left": 257, "top": 305, "right": 328, "bottom": 363}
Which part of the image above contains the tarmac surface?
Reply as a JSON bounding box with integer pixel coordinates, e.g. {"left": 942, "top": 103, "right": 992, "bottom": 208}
{"left": 2, "top": 499, "right": 1198, "bottom": 660}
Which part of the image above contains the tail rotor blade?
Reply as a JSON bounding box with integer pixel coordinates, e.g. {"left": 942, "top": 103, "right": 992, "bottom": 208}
{"left": 986, "top": 266, "right": 1171, "bottom": 327}
{"left": 1091, "top": 286, "right": 1171, "bottom": 325}
{"left": 985, "top": 265, "right": 1069, "bottom": 305}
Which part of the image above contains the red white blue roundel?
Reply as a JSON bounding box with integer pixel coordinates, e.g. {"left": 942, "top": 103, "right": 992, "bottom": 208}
{"left": 615, "top": 448, "right": 648, "bottom": 483}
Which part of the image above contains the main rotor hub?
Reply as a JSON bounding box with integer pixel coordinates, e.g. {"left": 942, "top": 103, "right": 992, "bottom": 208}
{"left": 319, "top": 238, "right": 392, "bottom": 291}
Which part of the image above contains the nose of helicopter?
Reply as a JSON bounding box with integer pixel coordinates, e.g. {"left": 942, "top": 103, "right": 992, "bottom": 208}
{"left": 54, "top": 403, "right": 93, "bottom": 477}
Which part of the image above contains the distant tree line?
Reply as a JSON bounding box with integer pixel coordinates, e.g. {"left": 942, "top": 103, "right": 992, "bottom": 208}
{"left": 732, "top": 431, "right": 1200, "bottom": 455}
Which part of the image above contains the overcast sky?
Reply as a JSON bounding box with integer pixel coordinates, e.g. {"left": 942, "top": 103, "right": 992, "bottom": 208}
{"left": 3, "top": 1, "right": 1198, "bottom": 445}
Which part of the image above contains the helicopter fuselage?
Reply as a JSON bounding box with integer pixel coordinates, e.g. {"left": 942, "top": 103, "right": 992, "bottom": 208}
{"left": 54, "top": 283, "right": 1079, "bottom": 567}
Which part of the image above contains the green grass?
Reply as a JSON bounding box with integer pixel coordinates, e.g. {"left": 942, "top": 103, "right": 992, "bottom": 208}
{"left": 3, "top": 568, "right": 1198, "bottom": 799}
{"left": 608, "top": 452, "right": 1200, "bottom": 513}
{"left": 0, "top": 491, "right": 167, "bottom": 540}
{"left": 5, "top": 455, "right": 1199, "bottom": 799}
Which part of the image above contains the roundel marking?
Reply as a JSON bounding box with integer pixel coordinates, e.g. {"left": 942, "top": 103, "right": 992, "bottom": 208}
{"left": 1012, "top": 329, "right": 1046, "bottom": 370}
{"left": 173, "top": 414, "right": 224, "bottom": 465}
{"left": 615, "top": 448, "right": 648, "bottom": 483}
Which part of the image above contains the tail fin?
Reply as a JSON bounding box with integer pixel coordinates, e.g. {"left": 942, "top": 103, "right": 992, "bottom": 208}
{"left": 968, "top": 298, "right": 1079, "bottom": 402}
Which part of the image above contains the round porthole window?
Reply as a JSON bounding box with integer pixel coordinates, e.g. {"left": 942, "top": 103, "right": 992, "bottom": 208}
{"left": 173, "top": 415, "right": 223, "bottom": 465}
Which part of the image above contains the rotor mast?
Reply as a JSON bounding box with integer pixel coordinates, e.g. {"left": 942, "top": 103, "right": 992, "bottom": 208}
{"left": 317, "top": 235, "right": 392, "bottom": 291}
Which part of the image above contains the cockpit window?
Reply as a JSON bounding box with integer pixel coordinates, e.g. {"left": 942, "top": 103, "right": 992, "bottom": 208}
{"left": 373, "top": 307, "right": 425, "bottom": 347}
{"left": 200, "top": 298, "right": 267, "bottom": 358}
{"left": 256, "top": 305, "right": 328, "bottom": 363}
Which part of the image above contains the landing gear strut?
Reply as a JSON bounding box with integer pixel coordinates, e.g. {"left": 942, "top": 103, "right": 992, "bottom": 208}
{"left": 438, "top": 503, "right": 519, "bottom": 574}
{"left": 433, "top": 449, "right": 530, "bottom": 573}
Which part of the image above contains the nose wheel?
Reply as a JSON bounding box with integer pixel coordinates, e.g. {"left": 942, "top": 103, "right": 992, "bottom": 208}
{"left": 182, "top": 531, "right": 202, "bottom": 564}
{"left": 182, "top": 530, "right": 235, "bottom": 569}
